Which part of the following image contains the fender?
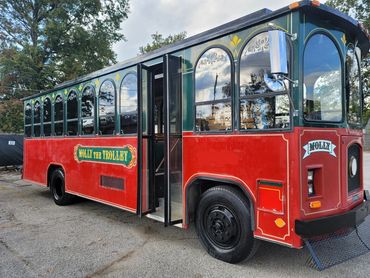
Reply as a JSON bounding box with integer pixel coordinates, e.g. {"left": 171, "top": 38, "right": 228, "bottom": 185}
{"left": 184, "top": 173, "right": 256, "bottom": 230}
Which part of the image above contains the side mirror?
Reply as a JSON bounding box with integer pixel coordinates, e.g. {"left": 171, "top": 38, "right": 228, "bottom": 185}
{"left": 268, "top": 30, "right": 288, "bottom": 75}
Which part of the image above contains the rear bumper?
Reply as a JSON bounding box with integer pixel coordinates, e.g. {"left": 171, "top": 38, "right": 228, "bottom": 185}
{"left": 295, "top": 190, "right": 370, "bottom": 238}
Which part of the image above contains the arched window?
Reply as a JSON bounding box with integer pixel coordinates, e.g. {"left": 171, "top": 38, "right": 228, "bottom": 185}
{"left": 120, "top": 73, "right": 137, "bottom": 134}
{"left": 24, "top": 103, "right": 32, "bottom": 137}
{"left": 346, "top": 47, "right": 361, "bottom": 125}
{"left": 43, "top": 97, "right": 52, "bottom": 136}
{"left": 99, "top": 80, "right": 116, "bottom": 135}
{"left": 33, "top": 101, "right": 41, "bottom": 137}
{"left": 81, "top": 86, "right": 95, "bottom": 135}
{"left": 303, "top": 34, "right": 342, "bottom": 122}
{"left": 54, "top": 95, "right": 64, "bottom": 136}
{"left": 67, "top": 90, "right": 78, "bottom": 135}
{"left": 195, "top": 47, "right": 232, "bottom": 131}
{"left": 239, "top": 32, "right": 290, "bottom": 130}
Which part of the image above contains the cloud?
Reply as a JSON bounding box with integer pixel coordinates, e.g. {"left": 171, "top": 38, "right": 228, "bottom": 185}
{"left": 113, "top": 0, "right": 295, "bottom": 61}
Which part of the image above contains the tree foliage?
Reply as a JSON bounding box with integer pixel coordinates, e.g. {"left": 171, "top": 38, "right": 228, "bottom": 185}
{"left": 326, "top": 0, "right": 370, "bottom": 126}
{"left": 0, "top": 0, "right": 130, "bottom": 133}
{"left": 139, "top": 31, "right": 187, "bottom": 55}
{"left": 0, "top": 99, "right": 23, "bottom": 133}
{"left": 0, "top": 0, "right": 129, "bottom": 91}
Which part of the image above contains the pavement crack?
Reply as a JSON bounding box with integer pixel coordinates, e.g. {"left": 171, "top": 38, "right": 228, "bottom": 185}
{"left": 85, "top": 239, "right": 149, "bottom": 277}
{"left": 0, "top": 238, "right": 45, "bottom": 277}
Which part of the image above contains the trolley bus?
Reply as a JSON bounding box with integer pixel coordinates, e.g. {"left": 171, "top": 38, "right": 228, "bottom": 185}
{"left": 22, "top": 0, "right": 370, "bottom": 265}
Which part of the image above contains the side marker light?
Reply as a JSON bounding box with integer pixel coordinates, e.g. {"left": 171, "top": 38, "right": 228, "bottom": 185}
{"left": 310, "top": 201, "right": 321, "bottom": 209}
{"left": 311, "top": 1, "right": 321, "bottom": 7}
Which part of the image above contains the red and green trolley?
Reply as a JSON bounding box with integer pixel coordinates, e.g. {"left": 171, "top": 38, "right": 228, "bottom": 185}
{"left": 22, "top": 0, "right": 370, "bottom": 265}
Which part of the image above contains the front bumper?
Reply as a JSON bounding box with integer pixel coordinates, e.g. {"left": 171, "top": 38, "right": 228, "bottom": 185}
{"left": 295, "top": 190, "right": 370, "bottom": 238}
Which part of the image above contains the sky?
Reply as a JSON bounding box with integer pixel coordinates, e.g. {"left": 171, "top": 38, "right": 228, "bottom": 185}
{"left": 113, "top": 0, "right": 299, "bottom": 62}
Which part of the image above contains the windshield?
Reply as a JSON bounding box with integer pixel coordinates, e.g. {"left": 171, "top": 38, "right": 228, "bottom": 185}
{"left": 303, "top": 34, "right": 342, "bottom": 122}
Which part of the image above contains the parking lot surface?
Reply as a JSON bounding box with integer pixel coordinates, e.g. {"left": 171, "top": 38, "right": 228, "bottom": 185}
{"left": 1, "top": 153, "right": 370, "bottom": 278}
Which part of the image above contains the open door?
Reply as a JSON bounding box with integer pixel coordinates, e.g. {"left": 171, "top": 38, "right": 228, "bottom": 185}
{"left": 164, "top": 54, "right": 183, "bottom": 225}
{"left": 137, "top": 63, "right": 155, "bottom": 216}
{"left": 137, "top": 57, "right": 183, "bottom": 225}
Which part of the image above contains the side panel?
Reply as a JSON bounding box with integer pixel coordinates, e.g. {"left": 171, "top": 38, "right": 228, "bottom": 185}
{"left": 183, "top": 132, "right": 293, "bottom": 246}
{"left": 23, "top": 137, "right": 138, "bottom": 212}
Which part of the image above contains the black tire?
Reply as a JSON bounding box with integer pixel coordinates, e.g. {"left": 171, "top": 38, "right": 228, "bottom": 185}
{"left": 50, "top": 169, "right": 74, "bottom": 206}
{"left": 195, "top": 186, "right": 259, "bottom": 263}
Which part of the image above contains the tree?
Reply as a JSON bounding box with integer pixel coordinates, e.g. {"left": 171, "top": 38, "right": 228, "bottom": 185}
{"left": 0, "top": 0, "right": 130, "bottom": 91}
{"left": 0, "top": 0, "right": 130, "bottom": 133}
{"left": 326, "top": 0, "right": 370, "bottom": 126}
{"left": 0, "top": 98, "right": 23, "bottom": 133}
{"left": 139, "top": 31, "right": 187, "bottom": 55}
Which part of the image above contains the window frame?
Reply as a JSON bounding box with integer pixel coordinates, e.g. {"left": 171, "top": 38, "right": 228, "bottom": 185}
{"left": 302, "top": 30, "right": 344, "bottom": 125}
{"left": 119, "top": 71, "right": 138, "bottom": 136}
{"left": 237, "top": 30, "right": 293, "bottom": 133}
{"left": 80, "top": 84, "right": 96, "bottom": 136}
{"left": 345, "top": 45, "right": 362, "bottom": 128}
{"left": 98, "top": 79, "right": 117, "bottom": 136}
{"left": 193, "top": 45, "right": 234, "bottom": 134}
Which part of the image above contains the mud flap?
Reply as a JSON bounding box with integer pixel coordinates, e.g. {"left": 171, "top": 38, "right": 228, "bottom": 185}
{"left": 304, "top": 217, "right": 370, "bottom": 270}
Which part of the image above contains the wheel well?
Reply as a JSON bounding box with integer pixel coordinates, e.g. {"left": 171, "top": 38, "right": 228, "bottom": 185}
{"left": 47, "top": 165, "right": 63, "bottom": 187}
{"left": 185, "top": 177, "right": 255, "bottom": 230}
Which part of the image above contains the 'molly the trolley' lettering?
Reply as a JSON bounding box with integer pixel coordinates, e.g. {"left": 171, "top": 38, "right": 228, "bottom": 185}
{"left": 22, "top": 1, "right": 370, "bottom": 269}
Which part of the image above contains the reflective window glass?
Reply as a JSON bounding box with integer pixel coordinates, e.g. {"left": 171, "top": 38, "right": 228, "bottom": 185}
{"left": 33, "top": 101, "right": 41, "bottom": 137}
{"left": 67, "top": 91, "right": 78, "bottom": 136}
{"left": 34, "top": 125, "right": 40, "bottom": 137}
{"left": 303, "top": 34, "right": 342, "bottom": 122}
{"left": 196, "top": 103, "right": 231, "bottom": 131}
{"left": 346, "top": 48, "right": 361, "bottom": 125}
{"left": 239, "top": 32, "right": 290, "bottom": 130}
{"left": 195, "top": 48, "right": 231, "bottom": 102}
{"left": 67, "top": 91, "right": 78, "bottom": 120}
{"left": 99, "top": 80, "right": 116, "bottom": 135}
{"left": 195, "top": 48, "right": 232, "bottom": 131}
{"left": 240, "top": 95, "right": 290, "bottom": 129}
{"left": 81, "top": 86, "right": 95, "bottom": 135}
{"left": 240, "top": 32, "right": 272, "bottom": 98}
{"left": 34, "top": 101, "right": 41, "bottom": 124}
{"left": 43, "top": 98, "right": 52, "bottom": 136}
{"left": 120, "top": 73, "right": 137, "bottom": 134}
{"left": 54, "top": 95, "right": 64, "bottom": 121}
{"left": 25, "top": 126, "right": 31, "bottom": 137}
{"left": 25, "top": 103, "right": 32, "bottom": 125}
{"left": 25, "top": 103, "right": 32, "bottom": 137}
{"left": 54, "top": 95, "right": 64, "bottom": 136}
{"left": 43, "top": 98, "right": 51, "bottom": 122}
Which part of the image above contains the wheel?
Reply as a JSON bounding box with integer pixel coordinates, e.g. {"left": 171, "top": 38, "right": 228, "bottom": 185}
{"left": 50, "top": 169, "right": 74, "bottom": 206}
{"left": 195, "top": 186, "right": 259, "bottom": 263}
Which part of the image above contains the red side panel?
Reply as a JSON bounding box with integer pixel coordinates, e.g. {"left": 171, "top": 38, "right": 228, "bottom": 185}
{"left": 23, "top": 137, "right": 138, "bottom": 212}
{"left": 183, "top": 132, "right": 295, "bottom": 246}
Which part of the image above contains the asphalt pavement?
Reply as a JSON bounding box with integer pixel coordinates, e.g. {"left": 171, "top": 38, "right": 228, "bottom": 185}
{"left": 0, "top": 153, "right": 369, "bottom": 278}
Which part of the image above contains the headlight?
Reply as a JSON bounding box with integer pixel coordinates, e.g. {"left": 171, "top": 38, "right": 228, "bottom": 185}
{"left": 349, "top": 156, "right": 358, "bottom": 178}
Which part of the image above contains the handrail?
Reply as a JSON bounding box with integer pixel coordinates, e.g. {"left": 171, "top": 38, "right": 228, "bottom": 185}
{"left": 155, "top": 137, "right": 180, "bottom": 173}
